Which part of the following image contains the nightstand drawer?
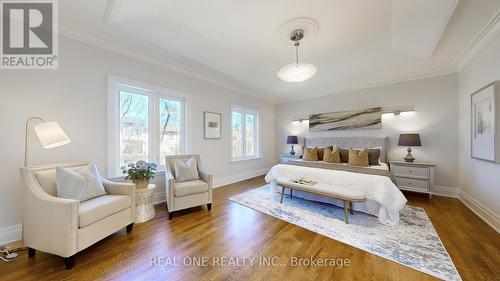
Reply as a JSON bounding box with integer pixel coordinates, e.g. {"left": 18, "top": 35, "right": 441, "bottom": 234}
{"left": 393, "top": 165, "right": 429, "bottom": 179}
{"left": 395, "top": 177, "right": 429, "bottom": 191}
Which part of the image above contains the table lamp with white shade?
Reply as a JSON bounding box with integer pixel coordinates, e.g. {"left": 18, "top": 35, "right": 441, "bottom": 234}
{"left": 24, "top": 117, "right": 71, "bottom": 166}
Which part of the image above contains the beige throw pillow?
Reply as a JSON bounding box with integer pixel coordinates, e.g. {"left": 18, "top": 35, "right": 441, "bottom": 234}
{"left": 323, "top": 147, "right": 341, "bottom": 163}
{"left": 348, "top": 148, "right": 369, "bottom": 166}
{"left": 174, "top": 158, "right": 200, "bottom": 182}
{"left": 302, "top": 147, "right": 318, "bottom": 161}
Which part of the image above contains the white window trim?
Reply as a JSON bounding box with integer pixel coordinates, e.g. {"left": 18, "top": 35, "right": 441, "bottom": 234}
{"left": 107, "top": 75, "right": 191, "bottom": 177}
{"left": 231, "top": 105, "right": 260, "bottom": 162}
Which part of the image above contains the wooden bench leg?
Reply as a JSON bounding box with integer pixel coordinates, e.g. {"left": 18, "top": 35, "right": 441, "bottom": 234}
{"left": 280, "top": 186, "right": 285, "bottom": 204}
{"left": 343, "top": 201, "right": 349, "bottom": 224}
{"left": 349, "top": 202, "right": 354, "bottom": 215}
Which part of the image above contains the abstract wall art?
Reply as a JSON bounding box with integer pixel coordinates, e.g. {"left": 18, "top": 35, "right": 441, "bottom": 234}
{"left": 471, "top": 81, "right": 500, "bottom": 163}
{"left": 309, "top": 107, "right": 382, "bottom": 132}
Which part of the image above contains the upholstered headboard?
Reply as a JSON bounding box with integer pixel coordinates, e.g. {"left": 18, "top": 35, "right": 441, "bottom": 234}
{"left": 304, "top": 137, "right": 389, "bottom": 163}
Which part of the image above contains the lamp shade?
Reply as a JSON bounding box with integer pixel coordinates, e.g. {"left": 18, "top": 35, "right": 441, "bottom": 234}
{"left": 277, "top": 63, "right": 317, "bottom": 83}
{"left": 34, "top": 122, "right": 71, "bottom": 149}
{"left": 398, "top": 134, "right": 421, "bottom": 147}
{"left": 287, "top": 135, "right": 298, "bottom": 144}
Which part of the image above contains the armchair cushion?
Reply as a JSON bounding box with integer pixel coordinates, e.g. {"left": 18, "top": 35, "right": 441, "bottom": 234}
{"left": 173, "top": 157, "right": 200, "bottom": 182}
{"left": 174, "top": 179, "right": 209, "bottom": 197}
{"left": 56, "top": 164, "right": 106, "bottom": 202}
{"left": 79, "top": 195, "right": 131, "bottom": 228}
{"left": 35, "top": 164, "right": 89, "bottom": 196}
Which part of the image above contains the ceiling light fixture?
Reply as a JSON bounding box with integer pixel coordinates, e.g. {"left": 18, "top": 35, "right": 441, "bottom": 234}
{"left": 277, "top": 29, "right": 317, "bottom": 83}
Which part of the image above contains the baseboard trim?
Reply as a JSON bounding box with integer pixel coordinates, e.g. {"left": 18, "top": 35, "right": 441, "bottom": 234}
{"left": 0, "top": 224, "right": 22, "bottom": 245}
{"left": 152, "top": 191, "right": 167, "bottom": 206}
{"left": 6, "top": 173, "right": 497, "bottom": 245}
{"left": 432, "top": 185, "right": 460, "bottom": 198}
{"left": 213, "top": 167, "right": 271, "bottom": 189}
{"left": 430, "top": 186, "right": 498, "bottom": 233}
{"left": 152, "top": 167, "right": 271, "bottom": 205}
{"left": 459, "top": 190, "right": 500, "bottom": 233}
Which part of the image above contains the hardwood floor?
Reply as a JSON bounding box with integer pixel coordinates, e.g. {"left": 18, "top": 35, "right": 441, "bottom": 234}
{"left": 1, "top": 176, "right": 499, "bottom": 281}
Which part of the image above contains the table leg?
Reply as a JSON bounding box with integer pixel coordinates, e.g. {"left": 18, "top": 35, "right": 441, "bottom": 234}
{"left": 343, "top": 201, "right": 349, "bottom": 224}
{"left": 280, "top": 186, "right": 285, "bottom": 204}
{"left": 290, "top": 188, "right": 293, "bottom": 199}
{"left": 349, "top": 201, "right": 353, "bottom": 215}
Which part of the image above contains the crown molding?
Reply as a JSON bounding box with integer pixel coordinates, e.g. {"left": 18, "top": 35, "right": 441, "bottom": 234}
{"left": 57, "top": 22, "right": 460, "bottom": 106}
{"left": 103, "top": 0, "right": 116, "bottom": 23}
{"left": 457, "top": 9, "right": 500, "bottom": 70}
{"left": 58, "top": 22, "right": 274, "bottom": 104}
{"left": 428, "top": 0, "right": 459, "bottom": 57}
{"left": 275, "top": 68, "right": 458, "bottom": 104}
{"left": 57, "top": 7, "right": 499, "bottom": 105}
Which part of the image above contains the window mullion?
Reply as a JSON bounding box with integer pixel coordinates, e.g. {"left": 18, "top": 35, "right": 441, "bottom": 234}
{"left": 149, "top": 93, "right": 157, "bottom": 165}
{"left": 181, "top": 99, "right": 186, "bottom": 154}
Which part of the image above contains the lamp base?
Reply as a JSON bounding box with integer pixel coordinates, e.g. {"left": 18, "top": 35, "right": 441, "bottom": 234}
{"left": 290, "top": 145, "right": 296, "bottom": 155}
{"left": 403, "top": 147, "right": 415, "bottom": 163}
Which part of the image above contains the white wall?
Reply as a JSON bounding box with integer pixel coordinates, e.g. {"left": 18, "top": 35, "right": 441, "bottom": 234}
{"left": 0, "top": 36, "right": 275, "bottom": 243}
{"left": 275, "top": 73, "right": 459, "bottom": 189}
{"left": 458, "top": 32, "right": 500, "bottom": 230}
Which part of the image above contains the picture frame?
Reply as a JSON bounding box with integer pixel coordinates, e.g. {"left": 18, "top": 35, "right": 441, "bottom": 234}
{"left": 204, "top": 111, "right": 222, "bottom": 139}
{"left": 471, "top": 81, "right": 500, "bottom": 163}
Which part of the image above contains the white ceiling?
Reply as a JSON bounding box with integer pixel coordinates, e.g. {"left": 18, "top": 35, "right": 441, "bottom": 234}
{"left": 59, "top": 0, "right": 500, "bottom": 103}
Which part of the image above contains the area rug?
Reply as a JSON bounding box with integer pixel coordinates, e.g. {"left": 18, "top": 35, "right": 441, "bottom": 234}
{"left": 229, "top": 185, "right": 461, "bottom": 281}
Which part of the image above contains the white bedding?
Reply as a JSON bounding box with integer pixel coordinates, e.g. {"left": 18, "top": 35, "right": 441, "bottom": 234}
{"left": 265, "top": 164, "right": 407, "bottom": 225}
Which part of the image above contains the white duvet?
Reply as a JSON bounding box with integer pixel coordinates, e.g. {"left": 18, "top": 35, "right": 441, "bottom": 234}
{"left": 265, "top": 164, "right": 407, "bottom": 225}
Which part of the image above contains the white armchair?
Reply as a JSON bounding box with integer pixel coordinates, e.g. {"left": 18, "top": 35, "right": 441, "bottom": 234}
{"left": 21, "top": 162, "right": 135, "bottom": 269}
{"left": 165, "top": 155, "right": 213, "bottom": 219}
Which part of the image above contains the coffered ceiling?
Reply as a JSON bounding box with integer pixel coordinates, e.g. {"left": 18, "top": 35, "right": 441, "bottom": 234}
{"left": 59, "top": 0, "right": 500, "bottom": 103}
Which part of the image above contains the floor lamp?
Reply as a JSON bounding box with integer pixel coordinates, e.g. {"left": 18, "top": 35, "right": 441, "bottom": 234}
{"left": 24, "top": 117, "right": 71, "bottom": 167}
{"left": 5, "top": 118, "right": 72, "bottom": 258}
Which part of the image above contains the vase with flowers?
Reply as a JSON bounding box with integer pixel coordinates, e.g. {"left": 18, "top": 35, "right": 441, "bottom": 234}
{"left": 122, "top": 160, "right": 158, "bottom": 189}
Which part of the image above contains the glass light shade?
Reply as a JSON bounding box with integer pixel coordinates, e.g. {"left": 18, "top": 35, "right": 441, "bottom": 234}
{"left": 34, "top": 122, "right": 71, "bottom": 149}
{"left": 277, "top": 63, "right": 317, "bottom": 82}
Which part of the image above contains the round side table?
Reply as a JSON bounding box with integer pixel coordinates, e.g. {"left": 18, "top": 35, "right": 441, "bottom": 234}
{"left": 135, "top": 184, "right": 156, "bottom": 223}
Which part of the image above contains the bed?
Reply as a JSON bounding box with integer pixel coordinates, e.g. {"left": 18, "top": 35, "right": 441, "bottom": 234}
{"left": 265, "top": 137, "right": 407, "bottom": 225}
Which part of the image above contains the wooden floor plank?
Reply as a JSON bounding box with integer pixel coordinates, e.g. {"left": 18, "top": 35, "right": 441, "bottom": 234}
{"left": 1, "top": 176, "right": 498, "bottom": 281}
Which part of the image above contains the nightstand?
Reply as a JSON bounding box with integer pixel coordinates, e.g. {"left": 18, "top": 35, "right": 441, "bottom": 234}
{"left": 389, "top": 161, "right": 435, "bottom": 199}
{"left": 280, "top": 154, "right": 301, "bottom": 164}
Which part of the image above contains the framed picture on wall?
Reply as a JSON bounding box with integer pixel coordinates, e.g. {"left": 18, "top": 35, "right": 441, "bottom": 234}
{"left": 204, "top": 111, "right": 222, "bottom": 139}
{"left": 471, "top": 81, "right": 500, "bottom": 163}
{"left": 309, "top": 107, "right": 382, "bottom": 132}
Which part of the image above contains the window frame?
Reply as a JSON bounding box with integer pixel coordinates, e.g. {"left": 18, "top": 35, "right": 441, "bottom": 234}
{"left": 155, "top": 93, "right": 186, "bottom": 166}
{"left": 231, "top": 105, "right": 260, "bottom": 162}
{"left": 107, "top": 75, "right": 189, "bottom": 177}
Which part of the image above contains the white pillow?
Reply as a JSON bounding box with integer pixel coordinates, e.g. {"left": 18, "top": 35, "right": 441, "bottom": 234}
{"left": 56, "top": 164, "right": 106, "bottom": 202}
{"left": 173, "top": 157, "right": 200, "bottom": 182}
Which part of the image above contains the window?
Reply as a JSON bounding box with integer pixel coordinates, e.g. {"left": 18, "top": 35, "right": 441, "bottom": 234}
{"left": 159, "top": 97, "right": 182, "bottom": 161}
{"left": 108, "top": 76, "right": 187, "bottom": 176}
{"left": 232, "top": 106, "right": 259, "bottom": 160}
{"left": 119, "top": 90, "right": 149, "bottom": 166}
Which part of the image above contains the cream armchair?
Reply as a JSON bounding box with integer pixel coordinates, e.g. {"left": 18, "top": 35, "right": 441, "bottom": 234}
{"left": 21, "top": 162, "right": 135, "bottom": 269}
{"left": 165, "top": 155, "right": 213, "bottom": 219}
